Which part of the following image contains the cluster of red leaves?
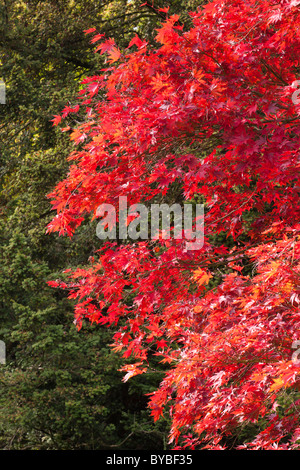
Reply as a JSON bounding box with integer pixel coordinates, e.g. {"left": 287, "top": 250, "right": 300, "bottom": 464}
{"left": 47, "top": 0, "right": 300, "bottom": 449}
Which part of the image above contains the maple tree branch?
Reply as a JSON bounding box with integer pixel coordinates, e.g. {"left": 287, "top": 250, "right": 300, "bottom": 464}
{"left": 234, "top": 19, "right": 263, "bottom": 45}
{"left": 205, "top": 191, "right": 257, "bottom": 228}
{"left": 140, "top": 2, "right": 168, "bottom": 21}
{"left": 60, "top": 53, "right": 94, "bottom": 70}
{"left": 260, "top": 59, "right": 289, "bottom": 86}
{"left": 97, "top": 14, "right": 157, "bottom": 36}
{"left": 101, "top": 431, "right": 134, "bottom": 448}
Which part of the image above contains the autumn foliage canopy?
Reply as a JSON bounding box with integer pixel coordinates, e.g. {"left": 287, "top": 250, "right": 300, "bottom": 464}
{"left": 47, "top": 0, "right": 300, "bottom": 449}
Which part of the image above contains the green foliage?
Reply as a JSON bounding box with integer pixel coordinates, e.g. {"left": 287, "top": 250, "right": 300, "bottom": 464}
{"left": 0, "top": 224, "right": 170, "bottom": 449}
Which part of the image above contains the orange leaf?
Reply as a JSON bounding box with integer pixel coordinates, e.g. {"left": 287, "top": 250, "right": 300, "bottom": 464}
{"left": 108, "top": 47, "right": 121, "bottom": 63}
{"left": 269, "top": 377, "right": 285, "bottom": 392}
{"left": 193, "top": 268, "right": 212, "bottom": 286}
